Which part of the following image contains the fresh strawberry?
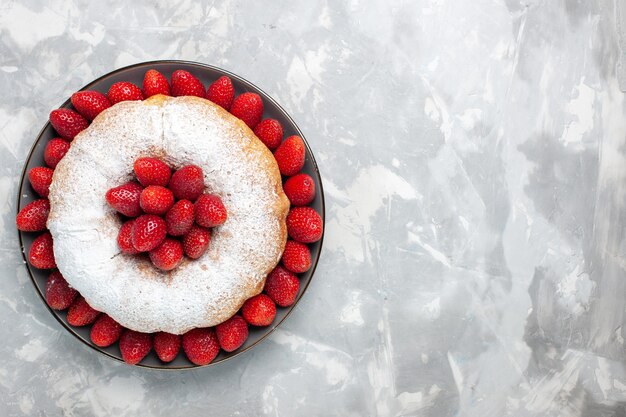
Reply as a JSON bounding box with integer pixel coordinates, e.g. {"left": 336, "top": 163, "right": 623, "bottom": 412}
{"left": 165, "top": 200, "right": 195, "bottom": 236}
{"left": 66, "top": 296, "right": 100, "bottom": 326}
{"left": 45, "top": 270, "right": 77, "bottom": 310}
{"left": 149, "top": 238, "right": 184, "bottom": 271}
{"left": 119, "top": 330, "right": 152, "bottom": 365}
{"left": 131, "top": 214, "right": 167, "bottom": 252}
{"left": 274, "top": 135, "right": 305, "bottom": 176}
{"left": 194, "top": 194, "right": 227, "bottom": 228}
{"left": 242, "top": 294, "right": 276, "bottom": 326}
{"left": 71, "top": 91, "right": 111, "bottom": 120}
{"left": 117, "top": 220, "right": 139, "bottom": 254}
{"left": 133, "top": 157, "right": 171, "bottom": 187}
{"left": 90, "top": 314, "right": 123, "bottom": 347}
{"left": 16, "top": 199, "right": 50, "bottom": 232}
{"left": 281, "top": 240, "right": 311, "bottom": 273}
{"left": 206, "top": 76, "right": 234, "bottom": 110}
{"left": 43, "top": 138, "right": 71, "bottom": 168}
{"left": 29, "top": 232, "right": 56, "bottom": 269}
{"left": 169, "top": 165, "right": 204, "bottom": 201}
{"left": 49, "top": 108, "right": 88, "bottom": 140}
{"left": 154, "top": 332, "right": 181, "bottom": 362}
{"left": 28, "top": 166, "right": 54, "bottom": 198}
{"left": 182, "top": 328, "right": 220, "bottom": 365}
{"left": 107, "top": 82, "right": 144, "bottom": 104}
{"left": 143, "top": 69, "right": 171, "bottom": 97}
{"left": 264, "top": 265, "right": 300, "bottom": 307}
{"left": 254, "top": 119, "right": 283, "bottom": 150}
{"left": 171, "top": 70, "right": 205, "bottom": 98}
{"left": 215, "top": 315, "right": 248, "bottom": 352}
{"left": 140, "top": 185, "right": 174, "bottom": 215}
{"left": 182, "top": 225, "right": 211, "bottom": 259}
{"left": 286, "top": 207, "right": 323, "bottom": 243}
{"left": 105, "top": 182, "right": 143, "bottom": 217}
{"left": 230, "top": 92, "right": 263, "bottom": 129}
{"left": 283, "top": 173, "right": 315, "bottom": 206}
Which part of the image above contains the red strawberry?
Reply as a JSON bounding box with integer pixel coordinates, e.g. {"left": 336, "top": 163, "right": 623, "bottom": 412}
{"left": 133, "top": 157, "right": 171, "bottom": 187}
{"left": 254, "top": 119, "right": 283, "bottom": 150}
{"left": 143, "top": 69, "right": 171, "bottom": 97}
{"left": 66, "top": 296, "right": 100, "bottom": 326}
{"left": 169, "top": 165, "right": 204, "bottom": 201}
{"left": 154, "top": 332, "right": 181, "bottom": 363}
{"left": 242, "top": 294, "right": 276, "bottom": 326}
{"left": 49, "top": 108, "right": 88, "bottom": 140}
{"left": 105, "top": 182, "right": 143, "bottom": 217}
{"left": 119, "top": 330, "right": 152, "bottom": 365}
{"left": 117, "top": 220, "right": 139, "bottom": 255}
{"left": 283, "top": 173, "right": 315, "bottom": 206}
{"left": 264, "top": 265, "right": 300, "bottom": 307}
{"left": 171, "top": 70, "right": 205, "bottom": 98}
{"left": 71, "top": 91, "right": 111, "bottom": 120}
{"left": 182, "top": 225, "right": 211, "bottom": 259}
{"left": 281, "top": 240, "right": 311, "bottom": 273}
{"left": 286, "top": 207, "right": 323, "bottom": 243}
{"left": 29, "top": 232, "right": 56, "bottom": 269}
{"left": 165, "top": 200, "right": 195, "bottom": 236}
{"left": 215, "top": 315, "right": 248, "bottom": 352}
{"left": 206, "top": 76, "right": 235, "bottom": 110}
{"left": 45, "top": 270, "right": 77, "bottom": 310}
{"left": 230, "top": 92, "right": 263, "bottom": 129}
{"left": 194, "top": 194, "right": 227, "bottom": 228}
{"left": 90, "top": 314, "right": 123, "bottom": 347}
{"left": 274, "top": 135, "right": 305, "bottom": 176}
{"left": 131, "top": 214, "right": 167, "bottom": 252}
{"left": 107, "top": 82, "right": 144, "bottom": 104}
{"left": 28, "top": 166, "right": 54, "bottom": 198}
{"left": 149, "top": 238, "right": 184, "bottom": 271}
{"left": 182, "top": 328, "right": 220, "bottom": 365}
{"left": 16, "top": 199, "right": 50, "bottom": 232}
{"left": 140, "top": 185, "right": 174, "bottom": 216}
{"left": 44, "top": 138, "right": 71, "bottom": 168}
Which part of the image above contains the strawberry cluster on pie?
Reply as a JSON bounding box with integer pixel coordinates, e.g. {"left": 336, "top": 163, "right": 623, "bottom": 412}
{"left": 17, "top": 68, "right": 323, "bottom": 366}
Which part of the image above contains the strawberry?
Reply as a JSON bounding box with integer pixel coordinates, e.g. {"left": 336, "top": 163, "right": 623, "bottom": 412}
{"left": 49, "top": 108, "right": 88, "bottom": 140}
{"left": 194, "top": 194, "right": 227, "bottom": 228}
{"left": 70, "top": 91, "right": 111, "bottom": 120}
{"left": 230, "top": 92, "right": 263, "bottom": 129}
{"left": 165, "top": 200, "right": 194, "bottom": 236}
{"left": 274, "top": 135, "right": 305, "bottom": 176}
{"left": 286, "top": 207, "right": 323, "bottom": 243}
{"left": 117, "top": 220, "right": 139, "bottom": 255}
{"left": 66, "top": 296, "right": 100, "bottom": 326}
{"left": 107, "top": 82, "right": 144, "bottom": 104}
{"left": 254, "top": 119, "right": 283, "bottom": 150}
{"left": 215, "top": 315, "right": 248, "bottom": 352}
{"left": 29, "top": 232, "right": 56, "bottom": 269}
{"left": 182, "top": 328, "right": 220, "bottom": 365}
{"left": 90, "top": 314, "right": 123, "bottom": 347}
{"left": 140, "top": 185, "right": 174, "bottom": 216}
{"left": 133, "top": 157, "right": 171, "bottom": 187}
{"left": 283, "top": 173, "right": 315, "bottom": 206}
{"left": 149, "top": 238, "right": 184, "bottom": 271}
{"left": 45, "top": 270, "right": 77, "bottom": 310}
{"left": 43, "top": 138, "right": 71, "bottom": 168}
{"left": 154, "top": 332, "right": 181, "bottom": 362}
{"left": 105, "top": 182, "right": 143, "bottom": 217}
{"left": 119, "top": 330, "right": 152, "bottom": 365}
{"left": 131, "top": 214, "right": 167, "bottom": 252}
{"left": 206, "top": 76, "right": 234, "bottom": 110}
{"left": 241, "top": 294, "right": 276, "bottom": 326}
{"left": 182, "top": 225, "right": 211, "bottom": 259}
{"left": 16, "top": 199, "right": 50, "bottom": 232}
{"left": 281, "top": 240, "right": 311, "bottom": 273}
{"left": 143, "top": 69, "right": 171, "bottom": 97}
{"left": 169, "top": 165, "right": 204, "bottom": 201}
{"left": 264, "top": 265, "right": 300, "bottom": 307}
{"left": 28, "top": 166, "right": 54, "bottom": 198}
{"left": 171, "top": 70, "right": 205, "bottom": 98}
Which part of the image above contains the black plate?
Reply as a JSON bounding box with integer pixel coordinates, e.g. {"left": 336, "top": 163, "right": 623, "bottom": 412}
{"left": 16, "top": 60, "right": 325, "bottom": 369}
